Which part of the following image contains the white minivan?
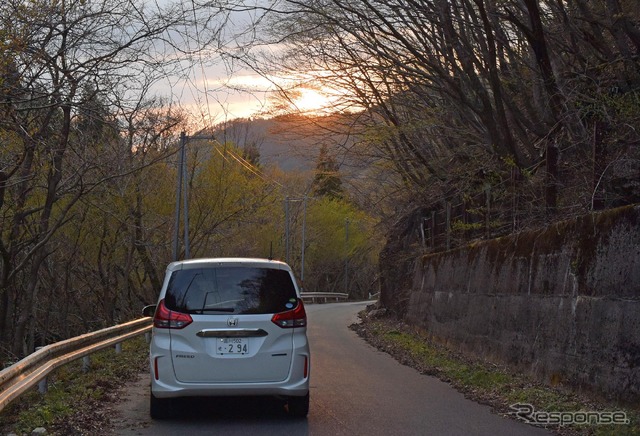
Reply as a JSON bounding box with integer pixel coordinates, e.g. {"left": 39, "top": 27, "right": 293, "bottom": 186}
{"left": 143, "top": 258, "right": 310, "bottom": 419}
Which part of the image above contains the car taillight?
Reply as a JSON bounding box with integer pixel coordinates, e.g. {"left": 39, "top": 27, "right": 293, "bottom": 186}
{"left": 271, "top": 299, "right": 307, "bottom": 328}
{"left": 153, "top": 299, "right": 192, "bottom": 329}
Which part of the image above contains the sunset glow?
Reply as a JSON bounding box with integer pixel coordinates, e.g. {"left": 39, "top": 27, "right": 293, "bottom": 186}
{"left": 291, "top": 88, "right": 334, "bottom": 113}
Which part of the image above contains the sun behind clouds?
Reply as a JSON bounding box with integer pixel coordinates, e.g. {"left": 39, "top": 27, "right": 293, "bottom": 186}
{"left": 292, "top": 88, "right": 333, "bottom": 113}
{"left": 263, "top": 80, "right": 352, "bottom": 117}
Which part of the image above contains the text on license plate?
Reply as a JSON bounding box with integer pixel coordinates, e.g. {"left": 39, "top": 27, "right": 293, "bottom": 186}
{"left": 217, "top": 337, "right": 249, "bottom": 354}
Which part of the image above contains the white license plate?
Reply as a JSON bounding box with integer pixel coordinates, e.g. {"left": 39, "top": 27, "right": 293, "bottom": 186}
{"left": 217, "top": 337, "right": 249, "bottom": 355}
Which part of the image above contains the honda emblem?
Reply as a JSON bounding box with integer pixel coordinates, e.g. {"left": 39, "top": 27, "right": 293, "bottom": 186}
{"left": 227, "top": 317, "right": 238, "bottom": 327}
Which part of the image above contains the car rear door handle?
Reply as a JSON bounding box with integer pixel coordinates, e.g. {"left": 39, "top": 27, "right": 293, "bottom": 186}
{"left": 196, "top": 329, "right": 268, "bottom": 338}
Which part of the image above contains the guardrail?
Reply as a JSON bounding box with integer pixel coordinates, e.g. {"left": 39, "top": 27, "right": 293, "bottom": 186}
{"left": 300, "top": 292, "right": 349, "bottom": 303}
{"left": 0, "top": 317, "right": 152, "bottom": 413}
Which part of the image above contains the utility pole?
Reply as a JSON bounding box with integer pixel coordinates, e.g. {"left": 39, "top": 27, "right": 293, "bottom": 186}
{"left": 283, "top": 196, "right": 309, "bottom": 285}
{"left": 172, "top": 131, "right": 215, "bottom": 261}
{"left": 300, "top": 196, "right": 307, "bottom": 291}
{"left": 284, "top": 197, "right": 290, "bottom": 264}
{"left": 172, "top": 134, "right": 184, "bottom": 262}
{"left": 181, "top": 132, "right": 190, "bottom": 259}
{"left": 344, "top": 218, "right": 350, "bottom": 294}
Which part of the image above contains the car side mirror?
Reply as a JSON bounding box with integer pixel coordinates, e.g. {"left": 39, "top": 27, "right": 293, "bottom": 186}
{"left": 142, "top": 304, "right": 157, "bottom": 318}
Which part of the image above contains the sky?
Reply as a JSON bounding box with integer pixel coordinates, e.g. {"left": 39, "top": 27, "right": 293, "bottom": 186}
{"left": 148, "top": 1, "right": 341, "bottom": 127}
{"left": 177, "top": 72, "right": 339, "bottom": 124}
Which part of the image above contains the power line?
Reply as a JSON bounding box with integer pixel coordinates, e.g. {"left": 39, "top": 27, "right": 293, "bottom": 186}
{"left": 211, "top": 141, "right": 283, "bottom": 188}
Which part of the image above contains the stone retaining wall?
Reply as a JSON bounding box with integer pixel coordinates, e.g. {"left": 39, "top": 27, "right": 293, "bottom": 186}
{"left": 399, "top": 205, "right": 640, "bottom": 400}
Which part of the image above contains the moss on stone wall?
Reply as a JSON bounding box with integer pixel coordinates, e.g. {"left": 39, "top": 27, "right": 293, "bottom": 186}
{"left": 380, "top": 204, "right": 640, "bottom": 400}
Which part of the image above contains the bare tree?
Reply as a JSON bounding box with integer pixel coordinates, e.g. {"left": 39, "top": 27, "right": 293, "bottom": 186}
{"left": 254, "top": 0, "right": 638, "bottom": 225}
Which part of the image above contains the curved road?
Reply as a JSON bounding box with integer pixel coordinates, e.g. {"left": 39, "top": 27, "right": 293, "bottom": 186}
{"left": 110, "top": 302, "right": 549, "bottom": 435}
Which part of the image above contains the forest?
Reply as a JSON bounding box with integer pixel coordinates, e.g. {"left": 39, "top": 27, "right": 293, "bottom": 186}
{"left": 1, "top": 0, "right": 639, "bottom": 363}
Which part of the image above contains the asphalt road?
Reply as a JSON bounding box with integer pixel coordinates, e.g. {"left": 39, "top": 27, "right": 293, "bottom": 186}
{"left": 110, "top": 301, "right": 550, "bottom": 435}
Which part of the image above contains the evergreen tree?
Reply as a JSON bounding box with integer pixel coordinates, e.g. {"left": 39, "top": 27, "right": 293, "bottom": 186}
{"left": 312, "top": 145, "right": 343, "bottom": 199}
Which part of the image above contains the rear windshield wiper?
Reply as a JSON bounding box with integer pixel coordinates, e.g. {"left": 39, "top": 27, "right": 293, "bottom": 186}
{"left": 190, "top": 307, "right": 236, "bottom": 313}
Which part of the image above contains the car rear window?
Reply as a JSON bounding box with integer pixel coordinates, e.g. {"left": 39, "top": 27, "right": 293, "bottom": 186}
{"left": 164, "top": 266, "right": 298, "bottom": 315}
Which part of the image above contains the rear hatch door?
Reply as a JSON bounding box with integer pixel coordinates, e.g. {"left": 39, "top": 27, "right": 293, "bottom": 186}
{"left": 165, "top": 264, "right": 299, "bottom": 383}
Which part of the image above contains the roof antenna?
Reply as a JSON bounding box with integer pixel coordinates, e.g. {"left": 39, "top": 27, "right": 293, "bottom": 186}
{"left": 269, "top": 241, "right": 273, "bottom": 261}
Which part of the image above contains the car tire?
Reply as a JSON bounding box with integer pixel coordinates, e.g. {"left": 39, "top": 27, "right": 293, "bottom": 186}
{"left": 287, "top": 393, "right": 309, "bottom": 418}
{"left": 150, "top": 391, "right": 173, "bottom": 420}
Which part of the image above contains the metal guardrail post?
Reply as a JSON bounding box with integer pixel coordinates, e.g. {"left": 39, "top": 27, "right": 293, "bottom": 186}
{"left": 34, "top": 347, "right": 47, "bottom": 394}
{"left": 38, "top": 378, "right": 47, "bottom": 394}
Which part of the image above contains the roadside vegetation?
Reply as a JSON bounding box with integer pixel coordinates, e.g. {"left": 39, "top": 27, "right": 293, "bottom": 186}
{"left": 352, "top": 309, "right": 639, "bottom": 436}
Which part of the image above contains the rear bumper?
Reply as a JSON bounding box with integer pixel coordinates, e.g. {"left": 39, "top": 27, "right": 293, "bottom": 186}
{"left": 151, "top": 377, "right": 310, "bottom": 399}
{"left": 149, "top": 351, "right": 310, "bottom": 399}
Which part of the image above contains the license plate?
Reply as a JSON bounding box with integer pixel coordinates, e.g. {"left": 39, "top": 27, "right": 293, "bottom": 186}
{"left": 216, "top": 337, "right": 249, "bottom": 355}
